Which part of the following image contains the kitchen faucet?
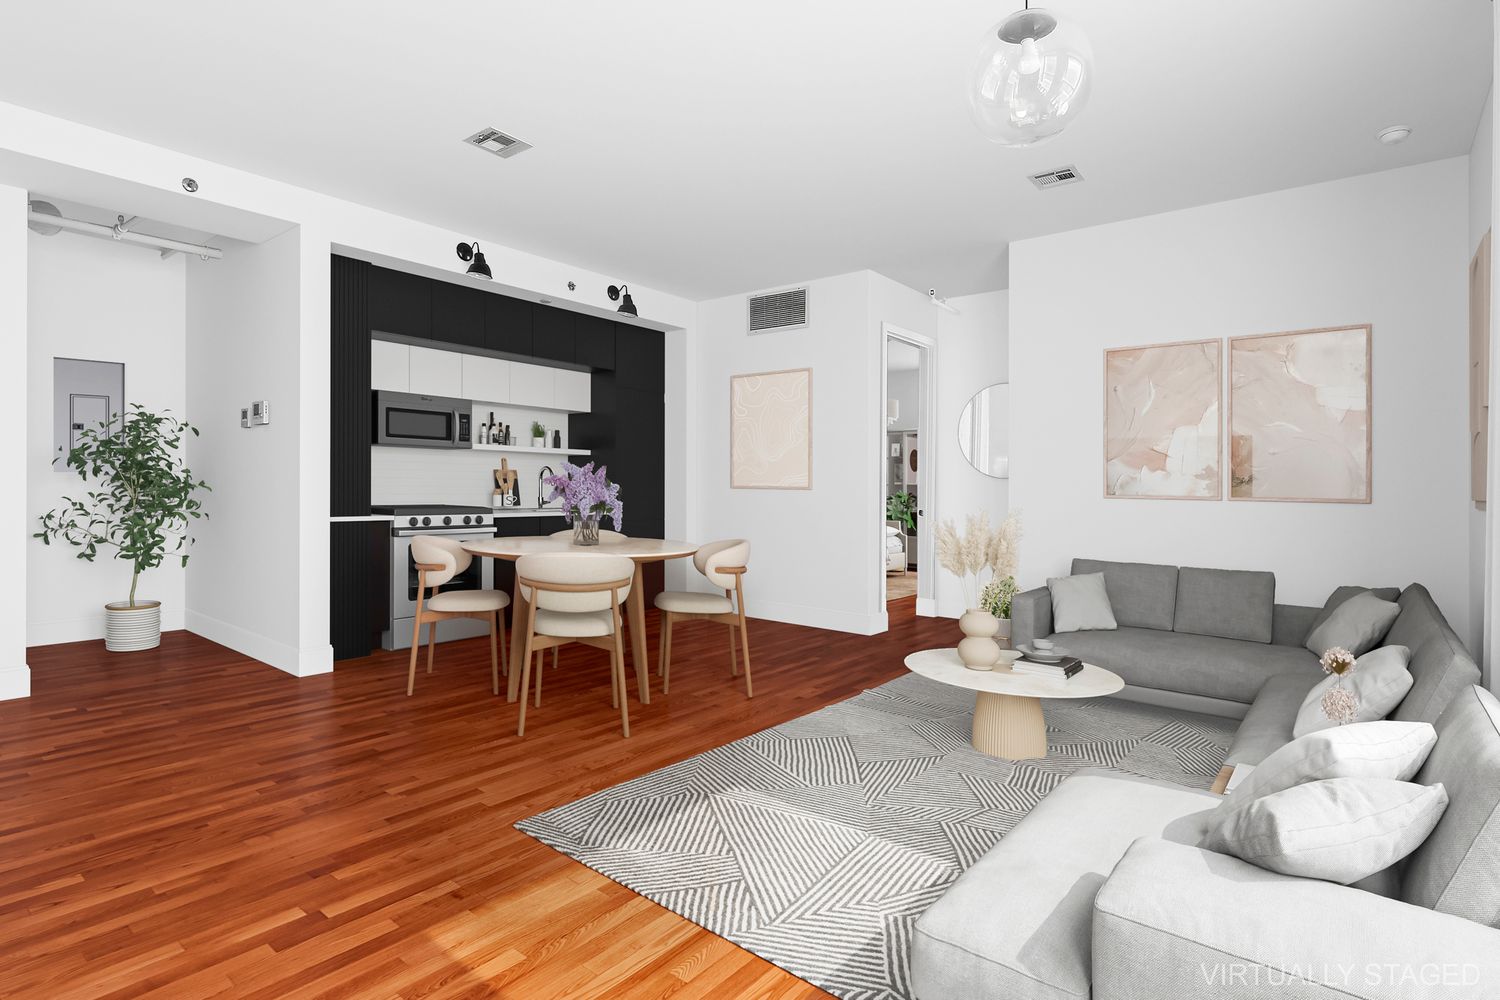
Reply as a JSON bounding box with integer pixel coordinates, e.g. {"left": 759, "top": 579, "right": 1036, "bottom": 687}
{"left": 537, "top": 465, "right": 555, "bottom": 510}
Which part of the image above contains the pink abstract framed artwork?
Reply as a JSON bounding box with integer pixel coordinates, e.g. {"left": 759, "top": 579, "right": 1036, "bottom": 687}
{"left": 1229, "top": 325, "right": 1371, "bottom": 504}
{"left": 1104, "top": 339, "right": 1222, "bottom": 499}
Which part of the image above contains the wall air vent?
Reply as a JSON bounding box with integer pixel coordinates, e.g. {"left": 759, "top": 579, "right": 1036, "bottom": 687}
{"left": 464, "top": 127, "right": 533, "bottom": 159}
{"left": 747, "top": 287, "right": 809, "bottom": 335}
{"left": 1029, "top": 164, "right": 1083, "bottom": 190}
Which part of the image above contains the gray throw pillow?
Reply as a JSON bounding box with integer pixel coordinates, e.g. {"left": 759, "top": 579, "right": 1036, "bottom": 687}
{"left": 1229, "top": 720, "right": 1437, "bottom": 805}
{"left": 1304, "top": 590, "right": 1401, "bottom": 657}
{"left": 1202, "top": 777, "right": 1448, "bottom": 884}
{"left": 1306, "top": 585, "right": 1401, "bottom": 637}
{"left": 1293, "top": 645, "right": 1413, "bottom": 737}
{"left": 1047, "top": 572, "right": 1118, "bottom": 634}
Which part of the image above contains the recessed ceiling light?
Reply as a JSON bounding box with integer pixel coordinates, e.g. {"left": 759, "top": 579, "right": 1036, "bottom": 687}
{"left": 1377, "top": 125, "right": 1412, "bottom": 146}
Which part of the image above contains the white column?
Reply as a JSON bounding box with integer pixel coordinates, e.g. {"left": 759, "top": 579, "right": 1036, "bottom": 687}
{"left": 0, "top": 184, "right": 31, "bottom": 699}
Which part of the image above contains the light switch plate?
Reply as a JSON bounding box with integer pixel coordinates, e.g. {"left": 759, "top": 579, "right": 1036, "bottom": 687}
{"left": 240, "top": 407, "right": 251, "bottom": 428}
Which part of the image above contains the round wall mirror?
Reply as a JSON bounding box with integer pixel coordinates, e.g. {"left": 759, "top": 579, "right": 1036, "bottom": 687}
{"left": 958, "top": 383, "right": 1010, "bottom": 478}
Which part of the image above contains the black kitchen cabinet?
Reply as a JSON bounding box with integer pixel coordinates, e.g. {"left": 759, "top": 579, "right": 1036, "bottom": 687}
{"left": 368, "top": 265, "right": 431, "bottom": 340}
{"left": 531, "top": 307, "right": 575, "bottom": 364}
{"left": 615, "top": 323, "right": 665, "bottom": 392}
{"left": 330, "top": 520, "right": 390, "bottom": 659}
{"left": 485, "top": 294, "right": 533, "bottom": 356}
{"left": 574, "top": 314, "right": 616, "bottom": 370}
{"left": 331, "top": 256, "right": 371, "bottom": 515}
{"left": 430, "top": 280, "right": 486, "bottom": 349}
{"left": 614, "top": 386, "right": 666, "bottom": 521}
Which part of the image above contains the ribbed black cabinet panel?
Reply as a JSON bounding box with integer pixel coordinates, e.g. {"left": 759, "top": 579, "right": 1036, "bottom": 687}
{"left": 574, "top": 314, "right": 615, "bottom": 370}
{"left": 331, "top": 256, "right": 371, "bottom": 515}
{"left": 331, "top": 520, "right": 389, "bottom": 660}
{"left": 367, "top": 265, "right": 431, "bottom": 339}
{"left": 532, "top": 307, "right": 576, "bottom": 363}
{"left": 615, "top": 323, "right": 665, "bottom": 391}
{"left": 485, "top": 295, "right": 533, "bottom": 355}
{"left": 614, "top": 385, "right": 665, "bottom": 558}
{"left": 431, "top": 281, "right": 486, "bottom": 349}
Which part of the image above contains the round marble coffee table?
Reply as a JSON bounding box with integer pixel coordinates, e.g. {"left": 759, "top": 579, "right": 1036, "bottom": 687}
{"left": 903, "top": 648, "right": 1125, "bottom": 760}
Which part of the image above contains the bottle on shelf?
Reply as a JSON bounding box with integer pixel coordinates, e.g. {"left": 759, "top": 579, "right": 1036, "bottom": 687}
{"left": 487, "top": 412, "right": 497, "bottom": 447}
{"left": 477, "top": 414, "right": 488, "bottom": 445}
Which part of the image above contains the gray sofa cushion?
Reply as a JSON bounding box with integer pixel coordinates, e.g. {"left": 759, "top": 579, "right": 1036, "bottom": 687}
{"left": 1303, "top": 591, "right": 1401, "bottom": 658}
{"left": 1271, "top": 603, "right": 1321, "bottom": 647}
{"left": 1402, "top": 685, "right": 1500, "bottom": 926}
{"left": 1071, "top": 558, "right": 1178, "bottom": 631}
{"left": 1051, "top": 626, "right": 1318, "bottom": 704}
{"left": 910, "top": 772, "right": 1216, "bottom": 1000}
{"left": 1307, "top": 585, "right": 1402, "bottom": 637}
{"left": 1225, "top": 672, "right": 1321, "bottom": 766}
{"left": 1385, "top": 584, "right": 1481, "bottom": 725}
{"left": 1173, "top": 566, "right": 1275, "bottom": 643}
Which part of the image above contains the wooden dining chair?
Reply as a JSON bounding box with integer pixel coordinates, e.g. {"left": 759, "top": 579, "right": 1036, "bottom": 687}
{"left": 514, "top": 553, "right": 634, "bottom": 738}
{"left": 407, "top": 535, "right": 509, "bottom": 696}
{"left": 653, "top": 539, "right": 752, "bottom": 697}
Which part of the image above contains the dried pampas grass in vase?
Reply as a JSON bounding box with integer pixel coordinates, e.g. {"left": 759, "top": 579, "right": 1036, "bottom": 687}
{"left": 937, "top": 510, "right": 1024, "bottom": 669}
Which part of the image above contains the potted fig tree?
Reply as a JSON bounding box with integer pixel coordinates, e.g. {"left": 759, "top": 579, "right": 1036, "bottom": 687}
{"left": 35, "top": 406, "right": 209, "bottom": 651}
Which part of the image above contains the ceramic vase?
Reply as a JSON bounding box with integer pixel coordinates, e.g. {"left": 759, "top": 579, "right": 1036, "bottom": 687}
{"left": 104, "top": 600, "right": 162, "bottom": 652}
{"left": 957, "top": 608, "right": 1002, "bottom": 670}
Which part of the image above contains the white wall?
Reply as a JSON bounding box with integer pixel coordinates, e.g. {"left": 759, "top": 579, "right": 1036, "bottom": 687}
{"left": 693, "top": 271, "right": 883, "bottom": 633}
{"left": 931, "top": 290, "right": 1010, "bottom": 620}
{"left": 184, "top": 230, "right": 319, "bottom": 674}
{"left": 1011, "top": 159, "right": 1472, "bottom": 639}
{"left": 0, "top": 99, "right": 697, "bottom": 687}
{"left": 1471, "top": 84, "right": 1493, "bottom": 668}
{"left": 0, "top": 184, "right": 28, "bottom": 698}
{"left": 27, "top": 231, "right": 187, "bottom": 644}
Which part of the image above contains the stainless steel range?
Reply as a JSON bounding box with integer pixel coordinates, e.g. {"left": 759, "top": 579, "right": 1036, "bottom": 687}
{"left": 373, "top": 504, "right": 496, "bottom": 650}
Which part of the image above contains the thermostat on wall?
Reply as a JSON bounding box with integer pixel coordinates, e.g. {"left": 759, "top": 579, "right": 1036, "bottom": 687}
{"left": 242, "top": 401, "right": 271, "bottom": 428}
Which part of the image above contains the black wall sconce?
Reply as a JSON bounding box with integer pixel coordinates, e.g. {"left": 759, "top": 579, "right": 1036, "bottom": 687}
{"left": 607, "top": 283, "right": 637, "bottom": 316}
{"left": 456, "top": 241, "right": 492, "bottom": 280}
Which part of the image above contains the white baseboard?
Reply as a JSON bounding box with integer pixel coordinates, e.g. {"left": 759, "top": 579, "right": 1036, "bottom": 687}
{"left": 28, "top": 610, "right": 186, "bottom": 648}
{"left": 747, "top": 598, "right": 887, "bottom": 636}
{"left": 186, "top": 610, "right": 332, "bottom": 677}
{"left": 0, "top": 662, "right": 30, "bottom": 701}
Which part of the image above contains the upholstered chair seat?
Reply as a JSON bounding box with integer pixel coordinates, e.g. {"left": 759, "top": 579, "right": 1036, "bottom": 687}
{"left": 514, "top": 552, "right": 635, "bottom": 737}
{"left": 653, "top": 539, "right": 753, "bottom": 698}
{"left": 405, "top": 535, "right": 509, "bottom": 697}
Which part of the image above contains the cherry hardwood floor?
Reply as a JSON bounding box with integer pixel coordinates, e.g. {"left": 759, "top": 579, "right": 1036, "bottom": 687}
{"left": 0, "top": 598, "right": 951, "bottom": 999}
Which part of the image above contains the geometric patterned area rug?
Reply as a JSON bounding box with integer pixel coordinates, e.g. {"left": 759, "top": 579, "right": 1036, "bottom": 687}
{"left": 517, "top": 673, "right": 1236, "bottom": 1000}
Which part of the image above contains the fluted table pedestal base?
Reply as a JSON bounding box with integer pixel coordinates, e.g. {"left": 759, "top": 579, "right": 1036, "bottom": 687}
{"left": 971, "top": 691, "right": 1047, "bottom": 760}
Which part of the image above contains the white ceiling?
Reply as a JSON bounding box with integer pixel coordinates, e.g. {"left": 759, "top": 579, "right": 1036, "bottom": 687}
{"left": 0, "top": 2, "right": 1491, "bottom": 299}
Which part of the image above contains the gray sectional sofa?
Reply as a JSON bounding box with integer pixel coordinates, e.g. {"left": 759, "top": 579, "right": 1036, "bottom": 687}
{"left": 912, "top": 558, "right": 1497, "bottom": 1000}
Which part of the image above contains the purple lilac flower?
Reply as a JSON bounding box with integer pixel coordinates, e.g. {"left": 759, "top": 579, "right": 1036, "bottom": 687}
{"left": 542, "top": 461, "right": 624, "bottom": 529}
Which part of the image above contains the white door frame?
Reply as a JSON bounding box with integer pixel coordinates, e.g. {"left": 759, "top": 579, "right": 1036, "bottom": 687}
{"left": 880, "top": 323, "right": 938, "bottom": 620}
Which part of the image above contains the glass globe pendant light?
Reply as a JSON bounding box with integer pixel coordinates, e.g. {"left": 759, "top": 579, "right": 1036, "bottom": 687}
{"left": 968, "top": 4, "right": 1094, "bottom": 147}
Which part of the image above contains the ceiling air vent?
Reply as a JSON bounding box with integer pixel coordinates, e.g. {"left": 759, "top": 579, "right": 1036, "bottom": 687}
{"left": 464, "top": 127, "right": 533, "bottom": 159}
{"left": 1029, "top": 164, "right": 1083, "bottom": 190}
{"left": 747, "top": 287, "right": 809, "bottom": 335}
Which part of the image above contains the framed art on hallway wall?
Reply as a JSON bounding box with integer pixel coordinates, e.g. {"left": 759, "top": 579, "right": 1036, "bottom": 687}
{"left": 1229, "top": 325, "right": 1371, "bottom": 504}
{"left": 730, "top": 367, "right": 812, "bottom": 489}
{"left": 1104, "top": 339, "right": 1221, "bottom": 499}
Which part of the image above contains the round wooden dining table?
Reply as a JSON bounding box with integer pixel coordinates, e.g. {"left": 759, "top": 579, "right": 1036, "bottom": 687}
{"left": 461, "top": 535, "right": 699, "bottom": 704}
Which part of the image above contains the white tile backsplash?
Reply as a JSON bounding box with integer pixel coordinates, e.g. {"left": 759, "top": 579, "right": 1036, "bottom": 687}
{"left": 371, "top": 447, "right": 570, "bottom": 508}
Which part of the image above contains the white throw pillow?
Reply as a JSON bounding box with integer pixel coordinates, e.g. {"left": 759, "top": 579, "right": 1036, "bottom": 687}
{"left": 1047, "top": 572, "right": 1118, "bottom": 634}
{"left": 1228, "top": 720, "right": 1437, "bottom": 805}
{"left": 1293, "top": 645, "right": 1413, "bottom": 738}
{"left": 1201, "top": 777, "right": 1448, "bottom": 884}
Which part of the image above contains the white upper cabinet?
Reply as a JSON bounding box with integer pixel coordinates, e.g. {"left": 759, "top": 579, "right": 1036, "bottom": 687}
{"left": 462, "top": 354, "right": 510, "bottom": 404}
{"left": 509, "top": 361, "right": 555, "bottom": 409}
{"left": 553, "top": 368, "right": 592, "bottom": 412}
{"left": 408, "top": 345, "right": 464, "bottom": 398}
{"left": 370, "top": 340, "right": 410, "bottom": 393}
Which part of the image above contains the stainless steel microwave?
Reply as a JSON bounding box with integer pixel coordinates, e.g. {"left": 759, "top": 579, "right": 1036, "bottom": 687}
{"left": 373, "top": 390, "right": 472, "bottom": 449}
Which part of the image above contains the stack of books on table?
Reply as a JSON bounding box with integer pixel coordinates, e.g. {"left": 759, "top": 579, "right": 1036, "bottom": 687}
{"left": 1015, "top": 655, "right": 1084, "bottom": 680}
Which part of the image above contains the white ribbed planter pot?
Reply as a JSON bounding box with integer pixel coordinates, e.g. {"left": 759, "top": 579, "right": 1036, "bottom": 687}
{"left": 104, "top": 600, "right": 162, "bottom": 652}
